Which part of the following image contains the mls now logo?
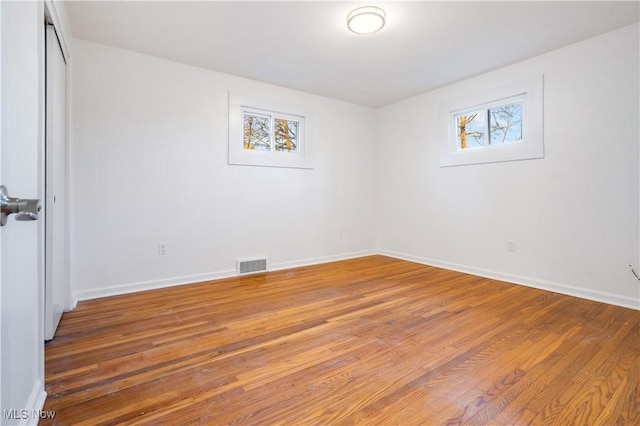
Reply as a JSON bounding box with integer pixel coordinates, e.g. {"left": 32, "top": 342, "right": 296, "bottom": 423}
{"left": 4, "top": 409, "right": 56, "bottom": 420}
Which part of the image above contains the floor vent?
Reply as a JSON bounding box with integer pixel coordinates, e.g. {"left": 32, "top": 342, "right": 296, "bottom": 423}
{"left": 237, "top": 258, "right": 268, "bottom": 275}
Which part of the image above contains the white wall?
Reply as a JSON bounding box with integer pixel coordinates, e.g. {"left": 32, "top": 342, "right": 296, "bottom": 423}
{"left": 71, "top": 39, "right": 378, "bottom": 301}
{"left": 72, "top": 24, "right": 639, "bottom": 310}
{"left": 377, "top": 24, "right": 640, "bottom": 309}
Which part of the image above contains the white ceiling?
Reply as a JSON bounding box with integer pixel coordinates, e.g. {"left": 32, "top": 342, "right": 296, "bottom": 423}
{"left": 64, "top": 1, "right": 639, "bottom": 108}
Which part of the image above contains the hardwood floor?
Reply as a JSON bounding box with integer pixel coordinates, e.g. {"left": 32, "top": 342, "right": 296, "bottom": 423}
{"left": 42, "top": 255, "right": 639, "bottom": 425}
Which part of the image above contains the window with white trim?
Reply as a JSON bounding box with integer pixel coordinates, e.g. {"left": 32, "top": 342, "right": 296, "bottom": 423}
{"left": 440, "top": 75, "right": 543, "bottom": 167}
{"left": 454, "top": 95, "right": 524, "bottom": 150}
{"left": 243, "top": 108, "right": 301, "bottom": 153}
{"left": 229, "top": 92, "right": 313, "bottom": 169}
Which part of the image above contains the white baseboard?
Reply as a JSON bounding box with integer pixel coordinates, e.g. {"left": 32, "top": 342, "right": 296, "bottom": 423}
{"left": 73, "top": 269, "right": 236, "bottom": 304}
{"left": 72, "top": 249, "right": 638, "bottom": 311}
{"left": 72, "top": 250, "right": 377, "bottom": 304}
{"left": 380, "top": 250, "right": 640, "bottom": 311}
{"left": 5, "top": 380, "right": 47, "bottom": 426}
{"left": 268, "top": 249, "right": 377, "bottom": 272}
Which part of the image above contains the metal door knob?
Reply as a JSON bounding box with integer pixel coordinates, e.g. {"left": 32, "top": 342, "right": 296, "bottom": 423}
{"left": 0, "top": 185, "right": 41, "bottom": 226}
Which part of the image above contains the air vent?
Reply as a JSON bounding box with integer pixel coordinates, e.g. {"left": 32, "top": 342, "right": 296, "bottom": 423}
{"left": 237, "top": 258, "right": 267, "bottom": 275}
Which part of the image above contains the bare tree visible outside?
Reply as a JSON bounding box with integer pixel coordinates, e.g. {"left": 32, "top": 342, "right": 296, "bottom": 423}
{"left": 243, "top": 113, "right": 271, "bottom": 150}
{"left": 274, "top": 119, "right": 298, "bottom": 153}
{"left": 489, "top": 103, "right": 522, "bottom": 144}
{"left": 243, "top": 110, "right": 302, "bottom": 153}
{"left": 455, "top": 102, "right": 522, "bottom": 150}
{"left": 457, "top": 112, "right": 484, "bottom": 149}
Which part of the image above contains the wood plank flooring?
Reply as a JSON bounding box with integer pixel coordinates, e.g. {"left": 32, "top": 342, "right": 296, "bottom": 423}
{"left": 42, "top": 255, "right": 639, "bottom": 425}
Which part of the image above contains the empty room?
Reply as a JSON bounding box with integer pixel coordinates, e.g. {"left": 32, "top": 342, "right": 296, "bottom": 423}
{"left": 1, "top": 1, "right": 639, "bottom": 425}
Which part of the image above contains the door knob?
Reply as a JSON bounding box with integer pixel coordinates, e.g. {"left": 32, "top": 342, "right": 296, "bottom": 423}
{"left": 0, "top": 185, "right": 41, "bottom": 226}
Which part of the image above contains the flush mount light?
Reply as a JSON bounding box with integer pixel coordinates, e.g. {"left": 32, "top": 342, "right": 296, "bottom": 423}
{"left": 347, "top": 6, "right": 386, "bottom": 34}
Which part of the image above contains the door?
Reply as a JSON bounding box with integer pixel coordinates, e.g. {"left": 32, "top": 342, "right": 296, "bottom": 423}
{"left": 0, "top": 0, "right": 47, "bottom": 419}
{"left": 44, "top": 23, "right": 69, "bottom": 341}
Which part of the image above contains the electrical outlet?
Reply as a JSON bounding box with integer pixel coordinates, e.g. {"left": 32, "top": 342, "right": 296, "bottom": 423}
{"left": 339, "top": 229, "right": 344, "bottom": 239}
{"left": 158, "top": 243, "right": 167, "bottom": 255}
{"left": 506, "top": 240, "right": 515, "bottom": 252}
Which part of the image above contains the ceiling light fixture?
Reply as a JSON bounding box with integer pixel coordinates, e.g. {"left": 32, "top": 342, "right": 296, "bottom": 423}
{"left": 347, "top": 6, "right": 386, "bottom": 35}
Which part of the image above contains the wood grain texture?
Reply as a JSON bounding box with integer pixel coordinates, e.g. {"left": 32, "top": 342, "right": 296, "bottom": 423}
{"left": 42, "top": 255, "right": 640, "bottom": 425}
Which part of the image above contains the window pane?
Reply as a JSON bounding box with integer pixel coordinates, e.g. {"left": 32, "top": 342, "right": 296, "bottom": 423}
{"left": 489, "top": 103, "right": 522, "bottom": 145}
{"left": 274, "top": 118, "right": 299, "bottom": 153}
{"left": 243, "top": 113, "right": 271, "bottom": 151}
{"left": 456, "top": 111, "right": 484, "bottom": 149}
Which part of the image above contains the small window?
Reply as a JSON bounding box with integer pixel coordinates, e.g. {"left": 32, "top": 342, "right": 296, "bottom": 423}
{"left": 455, "top": 109, "right": 485, "bottom": 149}
{"left": 489, "top": 102, "right": 522, "bottom": 145}
{"left": 229, "top": 92, "right": 313, "bottom": 169}
{"left": 243, "top": 112, "right": 271, "bottom": 151}
{"left": 440, "top": 75, "right": 543, "bottom": 167}
{"left": 455, "top": 96, "right": 524, "bottom": 151}
{"left": 242, "top": 109, "right": 301, "bottom": 153}
{"left": 274, "top": 118, "right": 299, "bottom": 153}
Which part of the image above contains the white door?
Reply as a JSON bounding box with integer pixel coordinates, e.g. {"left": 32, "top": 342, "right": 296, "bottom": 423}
{"left": 44, "top": 24, "right": 69, "bottom": 341}
{"left": 0, "top": 0, "right": 47, "bottom": 420}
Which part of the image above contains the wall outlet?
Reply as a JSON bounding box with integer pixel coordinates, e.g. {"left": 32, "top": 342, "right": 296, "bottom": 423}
{"left": 506, "top": 240, "right": 515, "bottom": 252}
{"left": 339, "top": 229, "right": 344, "bottom": 239}
{"left": 158, "top": 242, "right": 167, "bottom": 255}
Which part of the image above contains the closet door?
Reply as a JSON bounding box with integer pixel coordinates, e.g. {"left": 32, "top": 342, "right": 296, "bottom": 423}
{"left": 44, "top": 23, "right": 69, "bottom": 341}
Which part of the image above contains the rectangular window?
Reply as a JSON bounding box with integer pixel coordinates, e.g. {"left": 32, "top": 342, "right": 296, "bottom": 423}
{"left": 243, "top": 112, "right": 271, "bottom": 151}
{"left": 242, "top": 110, "right": 301, "bottom": 154}
{"left": 455, "top": 109, "right": 485, "bottom": 149}
{"left": 274, "top": 118, "right": 299, "bottom": 153}
{"left": 455, "top": 97, "right": 524, "bottom": 151}
{"left": 229, "top": 92, "right": 313, "bottom": 169}
{"left": 489, "top": 102, "right": 522, "bottom": 145}
{"left": 440, "top": 75, "right": 543, "bottom": 167}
